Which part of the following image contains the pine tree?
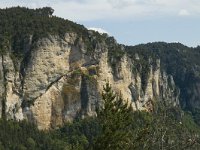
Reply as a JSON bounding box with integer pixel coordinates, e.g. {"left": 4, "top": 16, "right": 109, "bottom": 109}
{"left": 93, "top": 83, "right": 133, "bottom": 150}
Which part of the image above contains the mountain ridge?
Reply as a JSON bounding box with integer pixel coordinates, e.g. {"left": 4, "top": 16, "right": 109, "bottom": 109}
{"left": 0, "top": 7, "right": 200, "bottom": 129}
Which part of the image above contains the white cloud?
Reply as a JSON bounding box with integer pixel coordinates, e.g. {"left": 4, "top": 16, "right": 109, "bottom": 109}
{"left": 178, "top": 9, "right": 190, "bottom": 16}
{"left": 48, "top": 0, "right": 200, "bottom": 21}
{"left": 1, "top": 0, "right": 200, "bottom": 21}
{"left": 0, "top": 0, "right": 52, "bottom": 9}
{"left": 88, "top": 27, "right": 109, "bottom": 34}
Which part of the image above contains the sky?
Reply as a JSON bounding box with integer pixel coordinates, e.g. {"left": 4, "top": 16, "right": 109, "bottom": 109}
{"left": 1, "top": 0, "right": 200, "bottom": 47}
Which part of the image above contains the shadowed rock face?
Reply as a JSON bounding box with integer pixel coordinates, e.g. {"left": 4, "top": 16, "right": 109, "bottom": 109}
{"left": 0, "top": 32, "right": 181, "bottom": 130}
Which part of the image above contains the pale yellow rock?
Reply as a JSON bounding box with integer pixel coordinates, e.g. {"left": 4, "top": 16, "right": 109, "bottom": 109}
{"left": 97, "top": 52, "right": 135, "bottom": 107}
{"left": 0, "top": 34, "right": 180, "bottom": 130}
{"left": 153, "top": 60, "right": 160, "bottom": 96}
{"left": 0, "top": 56, "right": 4, "bottom": 118}
{"left": 3, "top": 54, "right": 23, "bottom": 120}
{"left": 31, "top": 85, "right": 62, "bottom": 130}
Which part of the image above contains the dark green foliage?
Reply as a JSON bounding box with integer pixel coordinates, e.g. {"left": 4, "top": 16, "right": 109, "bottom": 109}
{"left": 144, "top": 103, "right": 195, "bottom": 150}
{"left": 130, "top": 102, "right": 200, "bottom": 150}
{"left": 125, "top": 42, "right": 200, "bottom": 113}
{"left": 191, "top": 108, "right": 200, "bottom": 125}
{"left": 0, "top": 119, "right": 51, "bottom": 150}
{"left": 94, "top": 83, "right": 133, "bottom": 150}
{"left": 91, "top": 83, "right": 200, "bottom": 149}
{"left": 0, "top": 6, "right": 97, "bottom": 61}
{"left": 60, "top": 117, "right": 100, "bottom": 149}
{"left": 1, "top": 103, "right": 200, "bottom": 149}
{"left": 0, "top": 117, "right": 100, "bottom": 150}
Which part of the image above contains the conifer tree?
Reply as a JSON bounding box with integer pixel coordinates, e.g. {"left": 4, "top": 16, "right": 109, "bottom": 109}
{"left": 93, "top": 83, "right": 133, "bottom": 150}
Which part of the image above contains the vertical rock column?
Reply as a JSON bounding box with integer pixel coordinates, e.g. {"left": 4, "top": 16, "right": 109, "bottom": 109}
{"left": 2, "top": 54, "right": 23, "bottom": 120}
{"left": 0, "top": 56, "right": 5, "bottom": 118}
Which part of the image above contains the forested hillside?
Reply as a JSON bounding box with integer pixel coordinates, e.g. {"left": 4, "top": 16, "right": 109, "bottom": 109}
{"left": 126, "top": 43, "right": 200, "bottom": 124}
{"left": 0, "top": 84, "right": 200, "bottom": 150}
{"left": 1, "top": 7, "right": 200, "bottom": 150}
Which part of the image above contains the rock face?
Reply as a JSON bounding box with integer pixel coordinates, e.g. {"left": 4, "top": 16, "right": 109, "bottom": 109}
{"left": 0, "top": 56, "right": 4, "bottom": 118}
{"left": 0, "top": 33, "right": 180, "bottom": 130}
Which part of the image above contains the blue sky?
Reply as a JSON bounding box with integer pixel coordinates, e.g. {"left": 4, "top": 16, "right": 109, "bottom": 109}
{"left": 1, "top": 0, "right": 200, "bottom": 47}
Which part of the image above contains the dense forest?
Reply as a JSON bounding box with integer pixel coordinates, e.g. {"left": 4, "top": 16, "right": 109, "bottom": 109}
{"left": 0, "top": 83, "right": 200, "bottom": 150}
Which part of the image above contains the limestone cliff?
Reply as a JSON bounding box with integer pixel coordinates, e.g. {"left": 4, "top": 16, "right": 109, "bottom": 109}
{"left": 4, "top": 7, "right": 200, "bottom": 129}
{"left": 0, "top": 32, "right": 180, "bottom": 129}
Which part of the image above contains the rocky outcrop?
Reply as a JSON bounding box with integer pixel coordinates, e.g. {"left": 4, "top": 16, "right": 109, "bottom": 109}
{"left": 0, "top": 56, "right": 4, "bottom": 118}
{"left": 1, "top": 54, "right": 23, "bottom": 120}
{"left": 0, "top": 33, "right": 180, "bottom": 130}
